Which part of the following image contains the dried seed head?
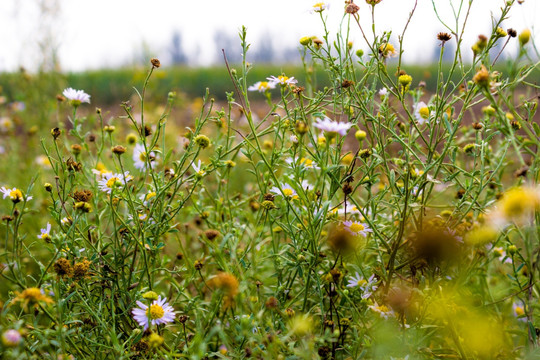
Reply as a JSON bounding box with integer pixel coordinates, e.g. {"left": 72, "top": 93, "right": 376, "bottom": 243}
{"left": 71, "top": 144, "right": 82, "bottom": 155}
{"left": 73, "top": 259, "right": 91, "bottom": 280}
{"left": 150, "top": 58, "right": 161, "bottom": 68}
{"left": 204, "top": 229, "right": 220, "bottom": 241}
{"left": 472, "top": 122, "right": 484, "bottom": 130}
{"left": 437, "top": 32, "right": 452, "bottom": 42}
{"left": 507, "top": 28, "right": 517, "bottom": 38}
{"left": 473, "top": 65, "right": 490, "bottom": 88}
{"left": 53, "top": 258, "right": 73, "bottom": 277}
{"left": 265, "top": 296, "right": 279, "bottom": 310}
{"left": 51, "top": 127, "right": 61, "bottom": 140}
{"left": 72, "top": 189, "right": 93, "bottom": 203}
{"left": 143, "top": 125, "right": 152, "bottom": 137}
{"left": 341, "top": 79, "right": 354, "bottom": 88}
{"left": 112, "top": 145, "right": 126, "bottom": 155}
{"left": 194, "top": 259, "right": 204, "bottom": 270}
{"left": 345, "top": 3, "right": 360, "bottom": 14}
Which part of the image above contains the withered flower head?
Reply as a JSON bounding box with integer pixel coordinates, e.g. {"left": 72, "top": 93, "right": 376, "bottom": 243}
{"left": 66, "top": 157, "right": 82, "bottom": 172}
{"left": 437, "top": 32, "right": 452, "bottom": 43}
{"left": 345, "top": 2, "right": 360, "bottom": 14}
{"left": 150, "top": 58, "right": 161, "bottom": 68}
{"left": 209, "top": 272, "right": 239, "bottom": 298}
{"left": 51, "top": 127, "right": 61, "bottom": 140}
{"left": 265, "top": 296, "right": 279, "bottom": 310}
{"left": 53, "top": 258, "right": 73, "bottom": 277}
{"left": 410, "top": 221, "right": 462, "bottom": 266}
{"left": 72, "top": 189, "right": 93, "bottom": 203}
{"left": 73, "top": 259, "right": 92, "bottom": 280}
{"left": 112, "top": 145, "right": 126, "bottom": 155}
{"left": 204, "top": 229, "right": 220, "bottom": 241}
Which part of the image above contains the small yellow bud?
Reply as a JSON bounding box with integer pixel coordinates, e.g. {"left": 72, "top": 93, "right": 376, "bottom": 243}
{"left": 519, "top": 29, "right": 531, "bottom": 46}
{"left": 299, "top": 36, "right": 312, "bottom": 46}
{"left": 355, "top": 130, "right": 367, "bottom": 141}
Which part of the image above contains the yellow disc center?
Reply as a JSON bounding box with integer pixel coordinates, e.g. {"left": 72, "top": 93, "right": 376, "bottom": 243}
{"left": 148, "top": 304, "right": 164, "bottom": 319}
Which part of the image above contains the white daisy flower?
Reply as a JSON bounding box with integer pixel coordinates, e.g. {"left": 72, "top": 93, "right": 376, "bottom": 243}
{"left": 300, "top": 180, "right": 312, "bottom": 191}
{"left": 313, "top": 117, "right": 352, "bottom": 137}
{"left": 0, "top": 117, "right": 13, "bottom": 133}
{"left": 310, "top": 2, "right": 330, "bottom": 13}
{"left": 98, "top": 172, "right": 132, "bottom": 193}
{"left": 133, "top": 144, "right": 156, "bottom": 170}
{"left": 379, "top": 88, "right": 388, "bottom": 97}
{"left": 62, "top": 88, "right": 91, "bottom": 106}
{"left": 61, "top": 217, "right": 72, "bottom": 226}
{"left": 35, "top": 155, "right": 52, "bottom": 169}
{"left": 368, "top": 303, "right": 394, "bottom": 319}
{"left": 290, "top": 135, "right": 299, "bottom": 144}
{"left": 132, "top": 296, "right": 176, "bottom": 330}
{"left": 0, "top": 187, "right": 31, "bottom": 203}
{"left": 10, "top": 101, "right": 25, "bottom": 112}
{"left": 191, "top": 159, "right": 205, "bottom": 177}
{"left": 491, "top": 246, "right": 512, "bottom": 264}
{"left": 285, "top": 157, "right": 320, "bottom": 170}
{"left": 38, "top": 222, "right": 51, "bottom": 241}
{"left": 270, "top": 183, "right": 299, "bottom": 200}
{"left": 413, "top": 101, "right": 430, "bottom": 125}
{"left": 267, "top": 75, "right": 298, "bottom": 87}
{"left": 513, "top": 301, "right": 527, "bottom": 322}
{"left": 140, "top": 191, "right": 157, "bottom": 206}
{"left": 346, "top": 273, "right": 378, "bottom": 299}
{"left": 343, "top": 220, "right": 372, "bottom": 237}
{"left": 248, "top": 81, "right": 276, "bottom": 93}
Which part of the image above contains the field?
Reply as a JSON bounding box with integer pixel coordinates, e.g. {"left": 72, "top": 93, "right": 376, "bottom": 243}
{"left": 1, "top": 1, "right": 540, "bottom": 359}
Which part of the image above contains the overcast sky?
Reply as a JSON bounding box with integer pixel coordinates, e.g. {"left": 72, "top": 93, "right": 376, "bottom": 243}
{"left": 0, "top": 0, "right": 538, "bottom": 72}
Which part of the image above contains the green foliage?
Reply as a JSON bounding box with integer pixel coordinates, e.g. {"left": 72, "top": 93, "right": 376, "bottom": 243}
{"left": 0, "top": 1, "right": 540, "bottom": 359}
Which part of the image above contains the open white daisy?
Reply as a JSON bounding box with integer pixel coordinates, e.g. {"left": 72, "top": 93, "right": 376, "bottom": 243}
{"left": 285, "top": 157, "right": 320, "bottom": 170}
{"left": 133, "top": 144, "right": 156, "bottom": 170}
{"left": 248, "top": 81, "right": 276, "bottom": 93}
{"left": 0, "top": 117, "right": 13, "bottom": 133}
{"left": 270, "top": 183, "right": 299, "bottom": 200}
{"left": 413, "top": 101, "right": 430, "bottom": 125}
{"left": 310, "top": 2, "right": 330, "bottom": 13}
{"left": 267, "top": 75, "right": 298, "bottom": 87}
{"left": 313, "top": 117, "right": 352, "bottom": 137}
{"left": 368, "top": 303, "right": 394, "bottom": 319}
{"left": 38, "top": 223, "right": 51, "bottom": 242}
{"left": 346, "top": 273, "right": 378, "bottom": 299}
{"left": 1, "top": 187, "right": 31, "bottom": 203}
{"left": 191, "top": 159, "right": 205, "bottom": 177}
{"left": 132, "top": 296, "right": 176, "bottom": 330}
{"left": 343, "top": 220, "right": 372, "bottom": 237}
{"left": 98, "top": 172, "right": 132, "bottom": 193}
{"left": 140, "top": 191, "right": 157, "bottom": 206}
{"left": 62, "top": 88, "right": 91, "bottom": 106}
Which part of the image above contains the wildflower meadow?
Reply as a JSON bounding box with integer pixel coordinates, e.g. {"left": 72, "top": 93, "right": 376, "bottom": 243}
{"left": 1, "top": 0, "right": 540, "bottom": 359}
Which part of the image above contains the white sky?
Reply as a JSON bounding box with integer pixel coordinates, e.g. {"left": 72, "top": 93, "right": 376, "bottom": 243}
{"left": 0, "top": 0, "right": 538, "bottom": 71}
